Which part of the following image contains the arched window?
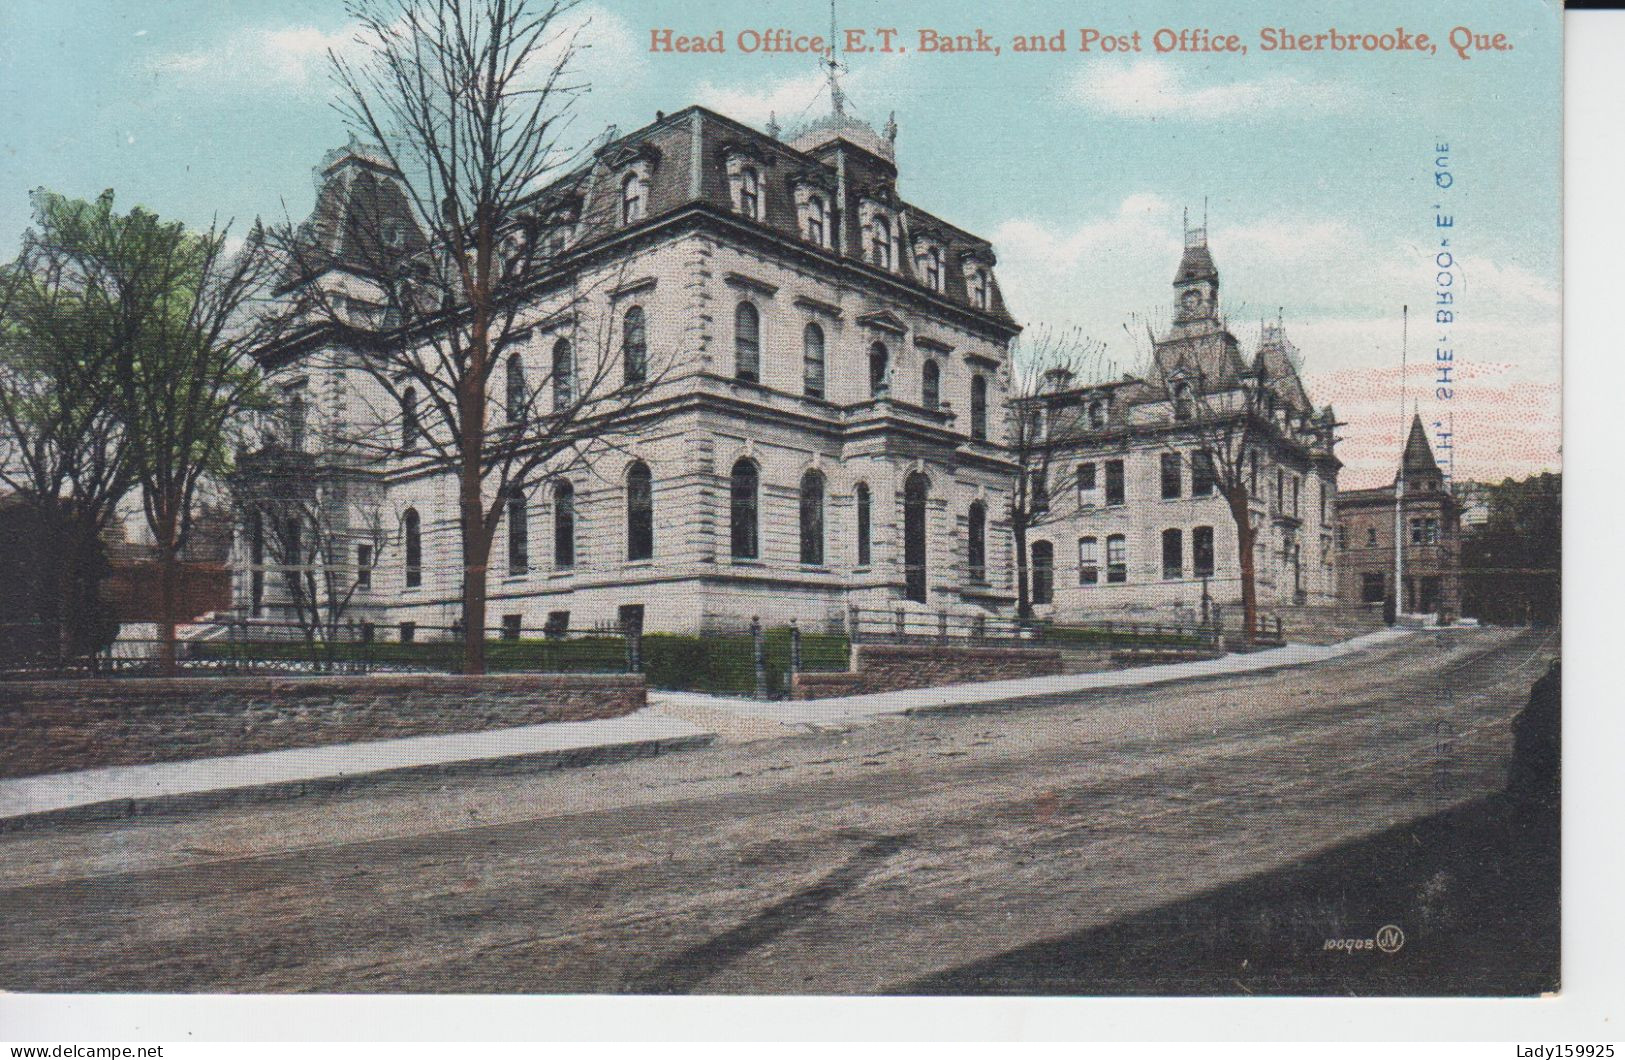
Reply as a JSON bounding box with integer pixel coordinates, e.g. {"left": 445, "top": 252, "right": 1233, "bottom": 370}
{"left": 400, "top": 386, "right": 420, "bottom": 450}
{"left": 972, "top": 268, "right": 990, "bottom": 309}
{"left": 403, "top": 508, "right": 422, "bottom": 588}
{"left": 1078, "top": 536, "right": 1100, "bottom": 585}
{"left": 621, "top": 173, "right": 642, "bottom": 225}
{"left": 871, "top": 215, "right": 893, "bottom": 269}
{"left": 730, "top": 458, "right": 759, "bottom": 560}
{"left": 551, "top": 338, "right": 572, "bottom": 409}
{"left": 855, "top": 482, "right": 872, "bottom": 567}
{"left": 967, "top": 501, "right": 986, "bottom": 583}
{"left": 868, "top": 341, "right": 889, "bottom": 398}
{"left": 739, "top": 167, "right": 761, "bottom": 219}
{"left": 552, "top": 481, "right": 575, "bottom": 569}
{"left": 1088, "top": 399, "right": 1107, "bottom": 429}
{"left": 803, "top": 322, "right": 825, "bottom": 399}
{"left": 505, "top": 354, "right": 526, "bottom": 424}
{"left": 1193, "top": 525, "right": 1216, "bottom": 578}
{"left": 923, "top": 246, "right": 943, "bottom": 291}
{"left": 1162, "top": 528, "right": 1184, "bottom": 580}
{"left": 1031, "top": 540, "right": 1054, "bottom": 605}
{"left": 735, "top": 302, "right": 760, "bottom": 383}
{"left": 507, "top": 487, "right": 529, "bottom": 574}
{"left": 970, "top": 374, "right": 988, "bottom": 440}
{"left": 799, "top": 470, "right": 825, "bottom": 566}
{"left": 623, "top": 306, "right": 647, "bottom": 385}
{"left": 805, "top": 195, "right": 826, "bottom": 246}
{"left": 903, "top": 472, "right": 929, "bottom": 603}
{"left": 249, "top": 514, "right": 265, "bottom": 616}
{"left": 626, "top": 461, "right": 653, "bottom": 561}
{"left": 922, "top": 359, "right": 941, "bottom": 410}
{"left": 286, "top": 387, "right": 307, "bottom": 451}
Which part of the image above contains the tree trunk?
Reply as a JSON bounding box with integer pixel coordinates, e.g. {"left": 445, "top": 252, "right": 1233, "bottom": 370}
{"left": 459, "top": 391, "right": 490, "bottom": 676}
{"left": 1013, "top": 518, "right": 1031, "bottom": 620}
{"left": 1227, "top": 489, "right": 1258, "bottom": 645}
{"left": 155, "top": 505, "right": 180, "bottom": 676}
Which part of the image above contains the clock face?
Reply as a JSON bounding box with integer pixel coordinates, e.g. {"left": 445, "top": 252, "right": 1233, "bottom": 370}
{"left": 1182, "top": 289, "right": 1202, "bottom": 310}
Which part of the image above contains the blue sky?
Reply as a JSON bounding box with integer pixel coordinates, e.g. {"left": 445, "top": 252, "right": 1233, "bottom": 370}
{"left": 0, "top": 0, "right": 1562, "bottom": 484}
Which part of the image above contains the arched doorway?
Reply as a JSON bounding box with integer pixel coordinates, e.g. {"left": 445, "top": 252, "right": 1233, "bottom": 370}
{"left": 903, "top": 472, "right": 929, "bottom": 603}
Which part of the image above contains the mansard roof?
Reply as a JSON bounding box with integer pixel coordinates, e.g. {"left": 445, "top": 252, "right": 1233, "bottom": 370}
{"left": 1252, "top": 321, "right": 1314, "bottom": 413}
{"left": 533, "top": 105, "right": 1015, "bottom": 327}
{"left": 296, "top": 142, "right": 426, "bottom": 278}
{"left": 1174, "top": 241, "right": 1219, "bottom": 286}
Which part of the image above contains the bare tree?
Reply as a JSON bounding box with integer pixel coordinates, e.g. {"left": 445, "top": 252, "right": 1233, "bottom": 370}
{"left": 267, "top": 0, "right": 667, "bottom": 673}
{"left": 1005, "top": 326, "right": 1114, "bottom": 619}
{"left": 1136, "top": 325, "right": 1333, "bottom": 643}
{"left": 230, "top": 444, "right": 388, "bottom": 667}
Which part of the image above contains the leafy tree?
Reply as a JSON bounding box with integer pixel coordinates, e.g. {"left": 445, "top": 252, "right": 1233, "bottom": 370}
{"left": 1461, "top": 473, "right": 1561, "bottom": 625}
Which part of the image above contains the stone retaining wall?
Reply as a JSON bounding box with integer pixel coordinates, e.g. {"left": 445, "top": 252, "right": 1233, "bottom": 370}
{"left": 0, "top": 673, "right": 645, "bottom": 779}
{"left": 792, "top": 644, "right": 1063, "bottom": 699}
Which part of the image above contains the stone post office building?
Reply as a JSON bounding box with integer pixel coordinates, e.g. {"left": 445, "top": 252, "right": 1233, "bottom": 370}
{"left": 241, "top": 104, "right": 1027, "bottom": 636}
{"left": 238, "top": 102, "right": 1348, "bottom": 637}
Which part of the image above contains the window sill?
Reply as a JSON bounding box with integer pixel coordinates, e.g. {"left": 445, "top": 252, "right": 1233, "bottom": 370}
{"left": 549, "top": 569, "right": 576, "bottom": 580}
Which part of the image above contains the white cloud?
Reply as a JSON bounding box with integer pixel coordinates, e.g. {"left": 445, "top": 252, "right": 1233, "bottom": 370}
{"left": 1069, "top": 61, "right": 1353, "bottom": 119}
{"left": 149, "top": 24, "right": 363, "bottom": 89}
{"left": 147, "top": 5, "right": 642, "bottom": 97}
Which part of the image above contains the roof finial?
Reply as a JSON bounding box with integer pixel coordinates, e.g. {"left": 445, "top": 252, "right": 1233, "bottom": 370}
{"left": 825, "top": 0, "right": 846, "bottom": 118}
{"left": 766, "top": 110, "right": 781, "bottom": 140}
{"left": 883, "top": 110, "right": 897, "bottom": 143}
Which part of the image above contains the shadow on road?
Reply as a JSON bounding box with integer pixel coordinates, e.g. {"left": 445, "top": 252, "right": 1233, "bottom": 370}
{"left": 630, "top": 832, "right": 911, "bottom": 994}
{"left": 902, "top": 663, "right": 1562, "bottom": 997}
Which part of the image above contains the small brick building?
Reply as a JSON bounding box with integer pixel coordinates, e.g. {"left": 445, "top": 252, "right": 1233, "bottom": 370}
{"left": 1335, "top": 414, "right": 1461, "bottom": 619}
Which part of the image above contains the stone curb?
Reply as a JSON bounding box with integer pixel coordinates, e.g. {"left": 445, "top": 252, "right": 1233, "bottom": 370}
{"left": 0, "top": 730, "right": 714, "bottom": 834}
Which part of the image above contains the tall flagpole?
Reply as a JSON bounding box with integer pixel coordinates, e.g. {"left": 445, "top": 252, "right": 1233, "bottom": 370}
{"left": 1394, "top": 305, "right": 1408, "bottom": 615}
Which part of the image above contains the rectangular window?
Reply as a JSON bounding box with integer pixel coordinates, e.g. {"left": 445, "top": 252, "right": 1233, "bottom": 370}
{"left": 1104, "top": 460, "right": 1125, "bottom": 506}
{"left": 1076, "top": 462, "right": 1097, "bottom": 508}
{"left": 1292, "top": 476, "right": 1300, "bottom": 517}
{"left": 1160, "top": 453, "right": 1182, "bottom": 499}
{"left": 501, "top": 614, "right": 522, "bottom": 641}
{"left": 1106, "top": 534, "right": 1127, "bottom": 584}
{"left": 1409, "top": 517, "right": 1424, "bottom": 545}
{"left": 1191, "top": 451, "right": 1217, "bottom": 497}
{"left": 356, "top": 544, "right": 372, "bottom": 589}
{"left": 1361, "top": 572, "right": 1386, "bottom": 604}
{"left": 399, "top": 621, "right": 417, "bottom": 644}
{"left": 1161, "top": 528, "right": 1183, "bottom": 580}
{"left": 1337, "top": 525, "right": 1348, "bottom": 550}
{"left": 1193, "top": 526, "right": 1215, "bottom": 578}
{"left": 1275, "top": 469, "right": 1285, "bottom": 512}
{"left": 1078, "top": 536, "right": 1099, "bottom": 585}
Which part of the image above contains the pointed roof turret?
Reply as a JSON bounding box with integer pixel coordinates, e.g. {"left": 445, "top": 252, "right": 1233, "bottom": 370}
{"left": 1401, "top": 412, "right": 1442, "bottom": 477}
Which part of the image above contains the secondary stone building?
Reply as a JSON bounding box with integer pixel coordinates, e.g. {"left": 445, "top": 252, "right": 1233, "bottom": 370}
{"left": 1335, "top": 414, "right": 1462, "bottom": 620}
{"left": 239, "top": 104, "right": 1023, "bottom": 637}
{"left": 1017, "top": 229, "right": 1342, "bottom": 625}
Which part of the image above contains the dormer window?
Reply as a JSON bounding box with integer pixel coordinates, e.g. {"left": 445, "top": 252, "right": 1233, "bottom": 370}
{"left": 1088, "top": 398, "right": 1108, "bottom": 429}
{"left": 972, "top": 268, "right": 990, "bottom": 308}
{"left": 805, "top": 195, "right": 826, "bottom": 246}
{"left": 738, "top": 167, "right": 761, "bottom": 220}
{"left": 1173, "top": 381, "right": 1194, "bottom": 421}
{"left": 922, "top": 245, "right": 943, "bottom": 292}
{"left": 871, "top": 215, "right": 893, "bottom": 269}
{"left": 621, "top": 172, "right": 644, "bottom": 225}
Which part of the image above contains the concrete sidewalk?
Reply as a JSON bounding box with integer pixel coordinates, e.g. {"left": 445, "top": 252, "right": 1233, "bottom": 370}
{"left": 654, "top": 627, "right": 1418, "bottom": 727}
{"left": 0, "top": 708, "right": 711, "bottom": 830}
{"left": 0, "top": 627, "right": 1416, "bottom": 830}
